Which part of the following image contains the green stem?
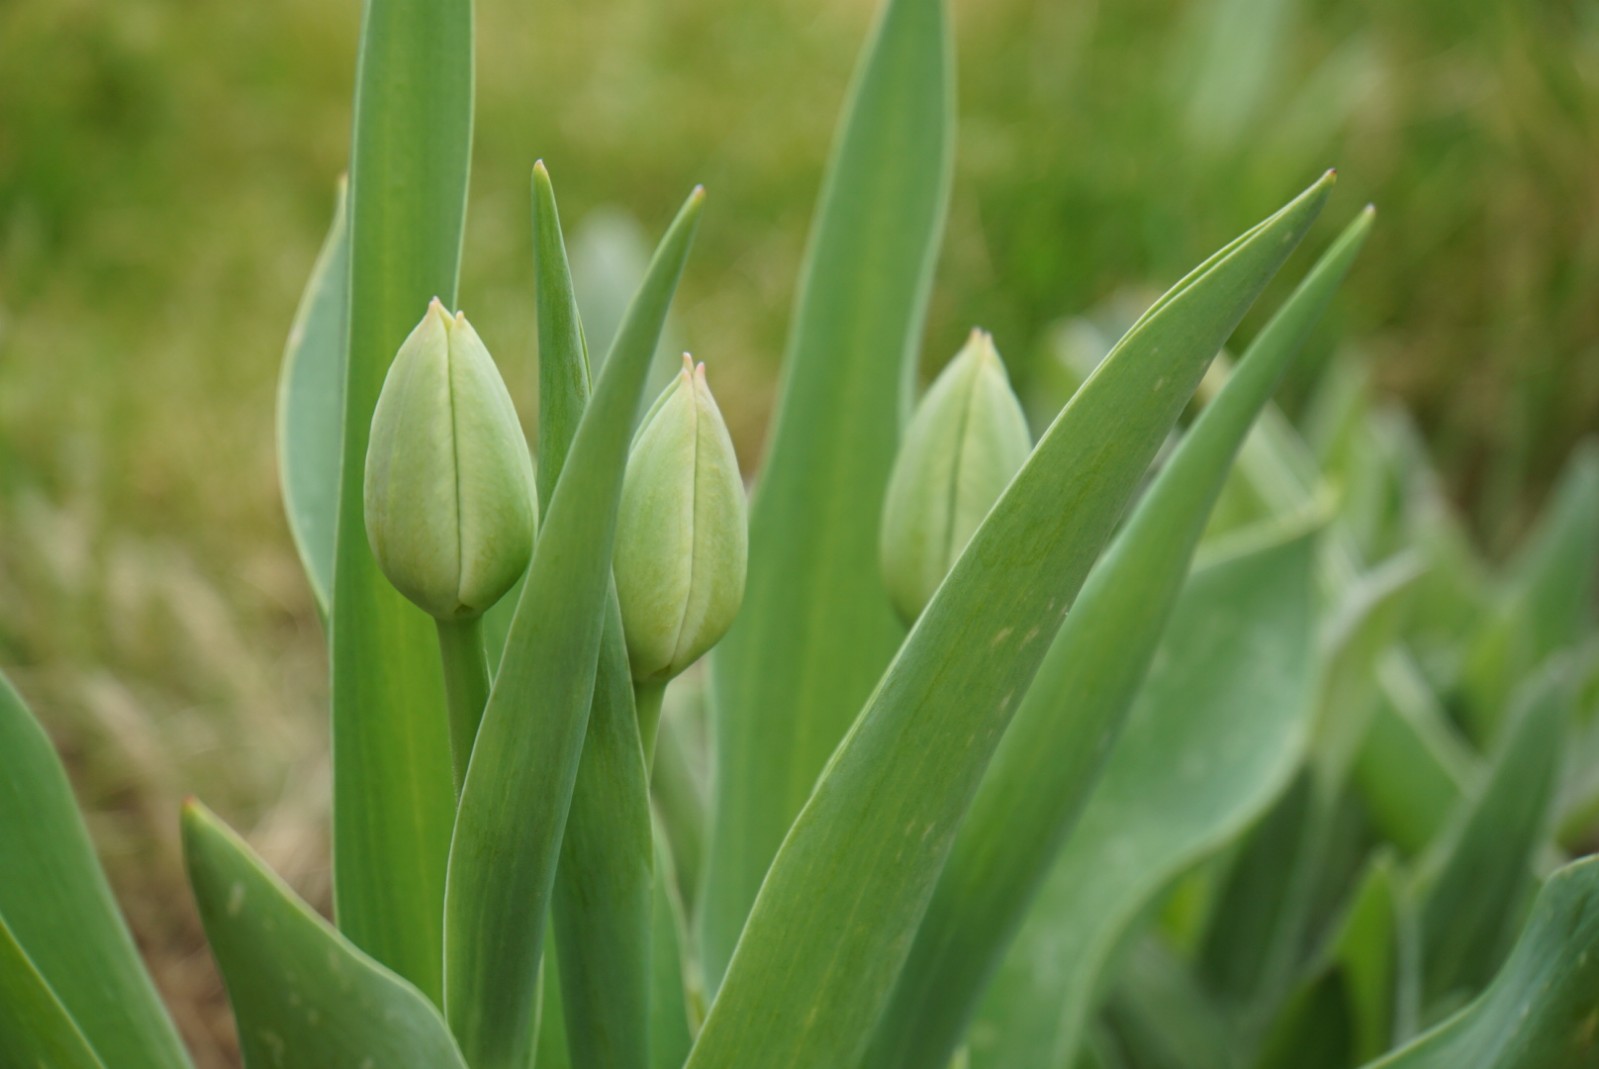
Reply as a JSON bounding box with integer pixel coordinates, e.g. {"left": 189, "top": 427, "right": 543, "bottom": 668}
{"left": 437, "top": 616, "right": 491, "bottom": 794}
{"left": 634, "top": 680, "right": 668, "bottom": 772}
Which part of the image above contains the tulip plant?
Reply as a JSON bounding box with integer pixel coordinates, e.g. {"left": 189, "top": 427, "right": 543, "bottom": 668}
{"left": 2, "top": 1, "right": 1598, "bottom": 1068}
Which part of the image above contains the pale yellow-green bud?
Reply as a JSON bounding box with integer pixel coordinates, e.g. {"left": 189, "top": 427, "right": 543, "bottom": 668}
{"left": 614, "top": 355, "right": 748, "bottom": 683}
{"left": 364, "top": 299, "right": 537, "bottom": 620}
{"left": 880, "top": 329, "right": 1032, "bottom": 623}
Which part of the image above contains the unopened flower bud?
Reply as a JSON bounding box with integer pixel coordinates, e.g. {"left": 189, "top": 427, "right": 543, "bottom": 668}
{"left": 365, "top": 299, "right": 537, "bottom": 620}
{"left": 614, "top": 355, "right": 748, "bottom": 683}
{"left": 880, "top": 329, "right": 1032, "bottom": 622}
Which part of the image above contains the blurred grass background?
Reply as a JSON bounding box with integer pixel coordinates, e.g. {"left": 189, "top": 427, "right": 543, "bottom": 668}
{"left": 1, "top": 0, "right": 1596, "bottom": 1062}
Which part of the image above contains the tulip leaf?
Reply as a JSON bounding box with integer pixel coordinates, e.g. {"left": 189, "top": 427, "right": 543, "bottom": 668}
{"left": 870, "top": 207, "right": 1374, "bottom": 1069}
{"left": 330, "top": 0, "right": 472, "bottom": 997}
{"left": 181, "top": 801, "right": 469, "bottom": 1069}
{"left": 652, "top": 831, "right": 698, "bottom": 1069}
{"left": 685, "top": 174, "right": 1332, "bottom": 1069}
{"left": 0, "top": 916, "right": 106, "bottom": 1069}
{"left": 0, "top": 676, "right": 192, "bottom": 1069}
{"left": 702, "top": 0, "right": 954, "bottom": 986}
{"left": 530, "top": 160, "right": 656, "bottom": 1069}
{"left": 968, "top": 526, "right": 1319, "bottom": 1069}
{"left": 277, "top": 177, "right": 349, "bottom": 617}
{"left": 1412, "top": 658, "right": 1572, "bottom": 1004}
{"left": 444, "top": 189, "right": 703, "bottom": 1069}
{"left": 1360, "top": 856, "right": 1599, "bottom": 1069}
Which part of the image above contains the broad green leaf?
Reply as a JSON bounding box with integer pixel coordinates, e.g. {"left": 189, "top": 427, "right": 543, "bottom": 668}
{"left": 277, "top": 177, "right": 349, "bottom": 617}
{"left": 1361, "top": 856, "right": 1599, "bottom": 1069}
{"left": 330, "top": 0, "right": 472, "bottom": 996}
{"left": 969, "top": 529, "right": 1319, "bottom": 1069}
{"left": 1458, "top": 441, "right": 1599, "bottom": 742}
{"left": 870, "top": 206, "right": 1374, "bottom": 1069}
{"left": 444, "top": 189, "right": 703, "bottom": 1069}
{"left": 0, "top": 675, "right": 192, "bottom": 1069}
{"left": 1253, "top": 853, "right": 1405, "bottom": 1068}
{"left": 181, "top": 801, "right": 468, "bottom": 1069}
{"left": 1412, "top": 658, "right": 1572, "bottom": 1004}
{"left": 1354, "top": 656, "right": 1476, "bottom": 853}
{"left": 1101, "top": 938, "right": 1232, "bottom": 1069}
{"left": 687, "top": 175, "right": 1332, "bottom": 1069}
{"left": 531, "top": 161, "right": 656, "bottom": 1069}
{"left": 0, "top": 916, "right": 106, "bottom": 1069}
{"left": 702, "top": 0, "right": 954, "bottom": 986}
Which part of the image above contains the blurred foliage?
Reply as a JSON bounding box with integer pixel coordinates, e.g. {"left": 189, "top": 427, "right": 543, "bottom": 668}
{"left": 0, "top": 0, "right": 1596, "bottom": 1062}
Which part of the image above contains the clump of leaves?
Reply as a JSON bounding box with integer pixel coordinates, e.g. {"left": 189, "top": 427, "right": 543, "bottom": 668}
{"left": 2, "top": 1, "right": 1597, "bottom": 1068}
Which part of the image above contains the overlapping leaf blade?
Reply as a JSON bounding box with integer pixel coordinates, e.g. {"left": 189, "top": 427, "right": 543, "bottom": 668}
{"left": 703, "top": 0, "right": 954, "bottom": 986}
{"left": 532, "top": 162, "right": 657, "bottom": 1069}
{"left": 0, "top": 917, "right": 106, "bottom": 1069}
{"left": 181, "top": 801, "right": 468, "bottom": 1069}
{"left": 277, "top": 178, "right": 349, "bottom": 617}
{"left": 444, "top": 189, "right": 703, "bottom": 1069}
{"left": 329, "top": 0, "right": 472, "bottom": 997}
{"left": 870, "top": 206, "right": 1374, "bottom": 1069}
{"left": 968, "top": 529, "right": 1319, "bottom": 1068}
{"left": 1361, "top": 857, "right": 1599, "bottom": 1069}
{"left": 0, "top": 676, "right": 192, "bottom": 1069}
{"left": 685, "top": 173, "right": 1332, "bottom": 1069}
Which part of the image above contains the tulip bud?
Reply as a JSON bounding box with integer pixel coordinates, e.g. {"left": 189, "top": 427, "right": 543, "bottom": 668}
{"left": 880, "top": 329, "right": 1032, "bottom": 623}
{"left": 365, "top": 299, "right": 537, "bottom": 620}
{"left": 614, "top": 355, "right": 748, "bottom": 683}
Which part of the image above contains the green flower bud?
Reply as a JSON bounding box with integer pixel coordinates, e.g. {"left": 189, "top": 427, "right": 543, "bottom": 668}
{"left": 364, "top": 299, "right": 537, "bottom": 620}
{"left": 614, "top": 355, "right": 748, "bottom": 683}
{"left": 880, "top": 329, "right": 1032, "bottom": 623}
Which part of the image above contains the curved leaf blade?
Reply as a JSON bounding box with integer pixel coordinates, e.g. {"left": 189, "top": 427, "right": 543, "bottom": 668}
{"left": 686, "top": 174, "right": 1332, "bottom": 1069}
{"left": 1361, "top": 857, "right": 1599, "bottom": 1069}
{"left": 444, "top": 189, "right": 703, "bottom": 1069}
{"left": 870, "top": 206, "right": 1374, "bottom": 1069}
{"left": 969, "top": 529, "right": 1320, "bottom": 1068}
{"left": 277, "top": 177, "right": 349, "bottom": 617}
{"left": 703, "top": 0, "right": 955, "bottom": 986}
{"left": 181, "top": 801, "right": 468, "bottom": 1069}
{"left": 330, "top": 0, "right": 473, "bottom": 997}
{"left": 0, "top": 676, "right": 192, "bottom": 1069}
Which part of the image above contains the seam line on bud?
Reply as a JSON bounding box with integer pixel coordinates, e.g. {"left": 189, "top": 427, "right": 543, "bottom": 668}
{"left": 668, "top": 371, "right": 704, "bottom": 668}
{"left": 446, "top": 319, "right": 466, "bottom": 614}
{"left": 939, "top": 355, "right": 981, "bottom": 578}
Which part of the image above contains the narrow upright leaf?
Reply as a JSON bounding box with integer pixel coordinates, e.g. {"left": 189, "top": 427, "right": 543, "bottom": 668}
{"left": 1361, "top": 857, "right": 1599, "bottom": 1069}
{"left": 182, "top": 801, "right": 469, "bottom": 1069}
{"left": 444, "top": 190, "right": 703, "bottom": 1069}
{"left": 277, "top": 177, "right": 349, "bottom": 616}
{"left": 703, "top": 0, "right": 954, "bottom": 985}
{"left": 330, "top": 0, "right": 473, "bottom": 996}
{"left": 871, "top": 207, "right": 1373, "bottom": 1069}
{"left": 968, "top": 530, "right": 1319, "bottom": 1069}
{"left": 0, "top": 676, "right": 192, "bottom": 1069}
{"left": 1413, "top": 659, "right": 1572, "bottom": 1002}
{"left": 686, "top": 174, "right": 1332, "bottom": 1069}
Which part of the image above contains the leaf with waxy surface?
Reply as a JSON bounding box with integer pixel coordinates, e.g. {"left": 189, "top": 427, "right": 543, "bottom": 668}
{"left": 0, "top": 916, "right": 106, "bottom": 1069}
{"left": 444, "top": 188, "right": 703, "bottom": 1069}
{"left": 277, "top": 177, "right": 348, "bottom": 617}
{"left": 1360, "top": 856, "right": 1599, "bottom": 1069}
{"left": 0, "top": 676, "right": 192, "bottom": 1069}
{"left": 702, "top": 0, "right": 954, "bottom": 987}
{"left": 686, "top": 173, "right": 1333, "bottom": 1069}
{"left": 181, "top": 800, "right": 468, "bottom": 1069}
{"left": 1413, "top": 657, "right": 1572, "bottom": 1003}
{"left": 330, "top": 0, "right": 472, "bottom": 997}
{"left": 967, "top": 528, "right": 1319, "bottom": 1069}
{"left": 870, "top": 205, "right": 1373, "bottom": 1069}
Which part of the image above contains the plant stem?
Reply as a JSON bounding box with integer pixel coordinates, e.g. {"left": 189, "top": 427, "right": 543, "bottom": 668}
{"left": 437, "top": 616, "right": 491, "bottom": 794}
{"left": 635, "top": 680, "right": 667, "bottom": 771}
